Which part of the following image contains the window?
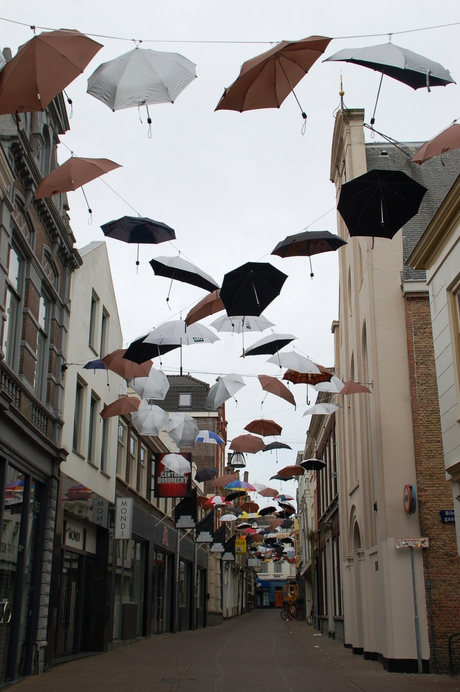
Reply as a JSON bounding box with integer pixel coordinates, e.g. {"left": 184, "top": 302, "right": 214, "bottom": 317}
{"left": 274, "top": 561, "right": 282, "bottom": 574}
{"left": 139, "top": 443, "right": 147, "bottom": 497}
{"left": 87, "top": 392, "right": 99, "bottom": 464}
{"left": 178, "top": 393, "right": 192, "bottom": 407}
{"left": 117, "top": 420, "right": 127, "bottom": 480}
{"left": 34, "top": 293, "right": 51, "bottom": 401}
{"left": 3, "top": 245, "right": 23, "bottom": 368}
{"left": 259, "top": 562, "right": 269, "bottom": 574}
{"left": 100, "top": 417, "right": 108, "bottom": 473}
{"left": 128, "top": 432, "right": 138, "bottom": 488}
{"left": 88, "top": 291, "right": 99, "bottom": 352}
{"left": 73, "top": 378, "right": 86, "bottom": 454}
{"left": 100, "top": 308, "right": 109, "bottom": 357}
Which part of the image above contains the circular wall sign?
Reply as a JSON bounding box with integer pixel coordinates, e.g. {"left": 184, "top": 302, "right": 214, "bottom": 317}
{"left": 403, "top": 484, "right": 416, "bottom": 515}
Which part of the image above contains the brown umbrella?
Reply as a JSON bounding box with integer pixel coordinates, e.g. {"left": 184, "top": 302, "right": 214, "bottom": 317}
{"left": 278, "top": 465, "right": 305, "bottom": 478}
{"left": 241, "top": 501, "right": 259, "bottom": 513}
{"left": 244, "top": 418, "right": 282, "bottom": 436}
{"left": 100, "top": 396, "right": 140, "bottom": 420}
{"left": 102, "top": 349, "right": 152, "bottom": 379}
{"left": 283, "top": 365, "right": 332, "bottom": 386}
{"left": 185, "top": 289, "right": 224, "bottom": 326}
{"left": 258, "top": 375, "right": 296, "bottom": 407}
{"left": 212, "top": 473, "right": 238, "bottom": 488}
{"left": 269, "top": 519, "right": 283, "bottom": 530}
{"left": 0, "top": 29, "right": 102, "bottom": 115}
{"left": 35, "top": 157, "right": 121, "bottom": 199}
{"left": 339, "top": 380, "right": 372, "bottom": 395}
{"left": 258, "top": 487, "right": 279, "bottom": 498}
{"left": 412, "top": 122, "right": 460, "bottom": 164}
{"left": 215, "top": 35, "right": 331, "bottom": 122}
{"left": 230, "top": 434, "right": 266, "bottom": 453}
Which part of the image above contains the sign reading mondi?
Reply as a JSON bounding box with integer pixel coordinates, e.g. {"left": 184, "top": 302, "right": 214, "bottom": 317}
{"left": 115, "top": 498, "right": 133, "bottom": 540}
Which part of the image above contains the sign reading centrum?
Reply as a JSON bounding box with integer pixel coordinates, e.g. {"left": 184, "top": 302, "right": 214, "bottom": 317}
{"left": 115, "top": 497, "right": 133, "bottom": 540}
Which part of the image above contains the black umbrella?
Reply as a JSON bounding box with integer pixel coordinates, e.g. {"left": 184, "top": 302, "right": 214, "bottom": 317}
{"left": 101, "top": 215, "right": 175, "bottom": 267}
{"left": 150, "top": 256, "right": 219, "bottom": 295}
{"left": 195, "top": 467, "right": 218, "bottom": 483}
{"left": 281, "top": 518, "right": 294, "bottom": 529}
{"left": 337, "top": 169, "right": 427, "bottom": 239}
{"left": 259, "top": 506, "right": 277, "bottom": 516}
{"left": 225, "top": 490, "right": 247, "bottom": 501}
{"left": 220, "top": 262, "right": 288, "bottom": 317}
{"left": 263, "top": 441, "right": 293, "bottom": 452}
{"left": 123, "top": 335, "right": 180, "bottom": 364}
{"left": 271, "top": 230, "right": 347, "bottom": 277}
{"left": 270, "top": 473, "right": 293, "bottom": 481}
{"left": 243, "top": 333, "right": 297, "bottom": 357}
{"left": 300, "top": 457, "right": 326, "bottom": 471}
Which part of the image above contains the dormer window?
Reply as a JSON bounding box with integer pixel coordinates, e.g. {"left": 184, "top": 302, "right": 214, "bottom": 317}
{"left": 178, "top": 393, "right": 192, "bottom": 407}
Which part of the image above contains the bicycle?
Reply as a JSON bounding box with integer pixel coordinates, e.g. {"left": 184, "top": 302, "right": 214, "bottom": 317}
{"left": 280, "top": 601, "right": 303, "bottom": 621}
{"left": 306, "top": 607, "right": 314, "bottom": 625}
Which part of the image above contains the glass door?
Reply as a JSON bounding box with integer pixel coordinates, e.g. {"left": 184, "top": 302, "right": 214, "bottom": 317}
{"left": 152, "top": 550, "right": 165, "bottom": 634}
{"left": 56, "top": 552, "right": 81, "bottom": 656}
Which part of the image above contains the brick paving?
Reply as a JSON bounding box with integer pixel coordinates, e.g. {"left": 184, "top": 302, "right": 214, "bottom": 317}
{"left": 12, "top": 610, "right": 460, "bottom": 692}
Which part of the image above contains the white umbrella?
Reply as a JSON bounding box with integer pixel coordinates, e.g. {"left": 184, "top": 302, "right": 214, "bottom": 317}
{"left": 204, "top": 373, "right": 245, "bottom": 410}
{"left": 161, "top": 453, "right": 191, "bottom": 474}
{"left": 167, "top": 412, "right": 199, "bottom": 447}
{"left": 303, "top": 403, "right": 342, "bottom": 416}
{"left": 251, "top": 483, "right": 268, "bottom": 492}
{"left": 267, "top": 350, "right": 320, "bottom": 373}
{"left": 210, "top": 315, "right": 274, "bottom": 333}
{"left": 127, "top": 368, "right": 170, "bottom": 401}
{"left": 314, "top": 376, "right": 345, "bottom": 393}
{"left": 149, "top": 256, "right": 219, "bottom": 295}
{"left": 220, "top": 514, "right": 238, "bottom": 522}
{"left": 87, "top": 48, "right": 197, "bottom": 111}
{"left": 132, "top": 404, "right": 168, "bottom": 436}
{"left": 143, "top": 319, "right": 219, "bottom": 346}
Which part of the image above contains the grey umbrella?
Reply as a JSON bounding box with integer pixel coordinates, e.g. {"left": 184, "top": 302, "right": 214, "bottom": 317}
{"left": 204, "top": 374, "right": 245, "bottom": 410}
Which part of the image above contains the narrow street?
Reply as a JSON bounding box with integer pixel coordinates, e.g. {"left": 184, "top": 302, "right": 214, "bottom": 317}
{"left": 13, "top": 610, "right": 460, "bottom": 692}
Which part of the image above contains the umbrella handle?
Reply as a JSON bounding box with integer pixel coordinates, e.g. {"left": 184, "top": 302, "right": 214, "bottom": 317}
{"left": 306, "top": 384, "right": 310, "bottom": 406}
{"left": 166, "top": 278, "right": 173, "bottom": 309}
{"left": 81, "top": 186, "right": 93, "bottom": 225}
{"left": 309, "top": 255, "right": 314, "bottom": 278}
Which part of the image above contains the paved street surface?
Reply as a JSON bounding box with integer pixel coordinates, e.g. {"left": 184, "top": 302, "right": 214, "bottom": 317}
{"left": 13, "top": 610, "right": 460, "bottom": 691}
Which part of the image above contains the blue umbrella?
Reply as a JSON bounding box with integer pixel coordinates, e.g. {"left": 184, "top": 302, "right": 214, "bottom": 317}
{"left": 196, "top": 430, "right": 225, "bottom": 445}
{"left": 83, "top": 358, "right": 107, "bottom": 370}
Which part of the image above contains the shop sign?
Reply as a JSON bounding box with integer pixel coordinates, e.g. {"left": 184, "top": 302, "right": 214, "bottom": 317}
{"left": 154, "top": 453, "right": 191, "bottom": 498}
{"left": 64, "top": 519, "right": 84, "bottom": 550}
{"left": 162, "top": 526, "right": 169, "bottom": 547}
{"left": 114, "top": 497, "right": 133, "bottom": 539}
{"left": 235, "top": 537, "right": 246, "bottom": 554}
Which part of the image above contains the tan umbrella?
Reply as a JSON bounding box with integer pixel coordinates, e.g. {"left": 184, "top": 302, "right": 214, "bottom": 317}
{"left": 258, "top": 487, "right": 279, "bottom": 498}
{"left": 339, "top": 380, "right": 372, "bottom": 395}
{"left": 0, "top": 29, "right": 102, "bottom": 115}
{"left": 185, "top": 289, "right": 224, "bottom": 326}
{"left": 412, "top": 122, "right": 460, "bottom": 164}
{"left": 244, "top": 418, "right": 282, "bottom": 437}
{"left": 277, "top": 465, "right": 305, "bottom": 478}
{"left": 230, "top": 434, "right": 266, "bottom": 453}
{"left": 35, "top": 157, "right": 121, "bottom": 199}
{"left": 212, "top": 473, "right": 238, "bottom": 488}
{"left": 101, "top": 349, "right": 152, "bottom": 379}
{"left": 258, "top": 375, "right": 296, "bottom": 407}
{"left": 100, "top": 396, "right": 140, "bottom": 420}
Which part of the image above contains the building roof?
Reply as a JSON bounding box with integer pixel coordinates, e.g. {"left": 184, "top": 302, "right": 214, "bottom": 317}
{"left": 162, "top": 374, "right": 210, "bottom": 412}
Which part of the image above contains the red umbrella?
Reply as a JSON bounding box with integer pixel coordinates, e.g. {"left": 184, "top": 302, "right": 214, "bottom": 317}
{"left": 244, "top": 418, "right": 282, "bottom": 437}
{"left": 34, "top": 157, "right": 121, "bottom": 199}
{"left": 100, "top": 396, "right": 140, "bottom": 420}
{"left": 283, "top": 365, "right": 332, "bottom": 386}
{"left": 0, "top": 29, "right": 102, "bottom": 115}
{"left": 230, "top": 434, "right": 266, "bottom": 453}
{"left": 258, "top": 375, "right": 296, "bottom": 407}
{"left": 102, "top": 349, "right": 152, "bottom": 379}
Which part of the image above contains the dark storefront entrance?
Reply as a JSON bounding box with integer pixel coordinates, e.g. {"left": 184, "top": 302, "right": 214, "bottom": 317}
{"left": 152, "top": 549, "right": 173, "bottom": 635}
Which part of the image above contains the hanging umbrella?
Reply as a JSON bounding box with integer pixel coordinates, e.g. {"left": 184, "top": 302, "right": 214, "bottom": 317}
{"left": 224, "top": 480, "right": 256, "bottom": 491}
{"left": 241, "top": 501, "right": 259, "bottom": 513}
{"left": 83, "top": 358, "right": 107, "bottom": 371}
{"left": 268, "top": 351, "right": 320, "bottom": 373}
{"left": 258, "top": 487, "right": 279, "bottom": 497}
{"left": 269, "top": 519, "right": 284, "bottom": 530}
{"left": 271, "top": 230, "right": 347, "bottom": 277}
{"left": 123, "top": 336, "right": 180, "bottom": 365}
{"left": 132, "top": 404, "right": 168, "bottom": 435}
{"left": 100, "top": 396, "right": 140, "bottom": 420}
{"left": 337, "top": 169, "right": 427, "bottom": 239}
{"left": 206, "top": 495, "right": 228, "bottom": 508}
{"left": 35, "top": 157, "right": 121, "bottom": 200}
{"left": 303, "top": 403, "right": 342, "bottom": 416}
{"left": 220, "top": 514, "right": 238, "bottom": 522}
{"left": 244, "top": 333, "right": 297, "bottom": 357}
{"left": 230, "top": 434, "right": 266, "bottom": 453}
{"left": 204, "top": 373, "right": 245, "bottom": 410}
{"left": 150, "top": 256, "right": 219, "bottom": 300}
{"left": 102, "top": 349, "right": 152, "bottom": 379}
{"left": 270, "top": 473, "right": 294, "bottom": 481}
{"left": 210, "top": 315, "right": 274, "bottom": 333}
{"left": 87, "top": 47, "right": 197, "bottom": 113}
{"left": 244, "top": 419, "right": 282, "bottom": 436}
{"left": 274, "top": 494, "right": 294, "bottom": 502}
{"left": 225, "top": 490, "right": 246, "bottom": 501}
{"left": 196, "top": 430, "right": 225, "bottom": 444}
{"left": 259, "top": 506, "right": 277, "bottom": 516}
{"left": 277, "top": 465, "right": 305, "bottom": 478}
{"left": 0, "top": 29, "right": 102, "bottom": 115}
{"left": 161, "top": 453, "right": 191, "bottom": 474}
{"left": 314, "top": 375, "right": 345, "bottom": 393}
{"left": 127, "top": 368, "right": 170, "bottom": 401}
{"left": 258, "top": 374, "right": 296, "bottom": 407}
{"left": 283, "top": 367, "right": 332, "bottom": 386}
{"left": 167, "top": 412, "right": 199, "bottom": 447}
{"left": 185, "top": 289, "right": 224, "bottom": 326}
{"left": 301, "top": 458, "right": 326, "bottom": 471}
{"left": 412, "top": 122, "right": 460, "bottom": 165}
{"left": 215, "top": 35, "right": 331, "bottom": 123}
{"left": 194, "top": 467, "right": 218, "bottom": 483}
{"left": 102, "top": 216, "right": 176, "bottom": 268}
{"left": 324, "top": 42, "right": 455, "bottom": 91}
{"left": 212, "top": 473, "right": 238, "bottom": 488}
{"left": 143, "top": 320, "right": 220, "bottom": 345}
{"left": 263, "top": 442, "right": 292, "bottom": 452}
{"left": 220, "top": 262, "right": 288, "bottom": 317}
{"left": 339, "top": 380, "right": 372, "bottom": 395}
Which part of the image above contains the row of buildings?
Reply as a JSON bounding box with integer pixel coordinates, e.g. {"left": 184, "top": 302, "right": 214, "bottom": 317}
{"left": 296, "top": 108, "right": 460, "bottom": 675}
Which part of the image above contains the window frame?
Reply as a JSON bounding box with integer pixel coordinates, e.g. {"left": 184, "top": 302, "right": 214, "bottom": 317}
{"left": 88, "top": 290, "right": 100, "bottom": 353}
{"left": 3, "top": 243, "right": 24, "bottom": 370}
{"left": 116, "top": 419, "right": 128, "bottom": 481}
{"left": 87, "top": 391, "right": 100, "bottom": 465}
{"left": 73, "top": 377, "right": 86, "bottom": 455}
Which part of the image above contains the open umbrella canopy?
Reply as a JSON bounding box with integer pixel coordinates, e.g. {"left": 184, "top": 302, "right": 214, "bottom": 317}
{"left": 204, "top": 373, "right": 245, "bottom": 410}
{"left": 244, "top": 418, "right": 282, "bottom": 437}
{"left": 161, "top": 453, "right": 191, "bottom": 474}
{"left": 324, "top": 42, "right": 455, "bottom": 90}
{"left": 230, "top": 434, "right": 266, "bottom": 453}
{"left": 215, "top": 35, "right": 331, "bottom": 119}
{"left": 270, "top": 473, "right": 294, "bottom": 481}
{"left": 167, "top": 412, "right": 199, "bottom": 447}
{"left": 0, "top": 29, "right": 102, "bottom": 115}
{"left": 87, "top": 47, "right": 197, "bottom": 111}
{"left": 277, "top": 465, "right": 305, "bottom": 478}
{"left": 35, "top": 157, "right": 121, "bottom": 199}
{"left": 212, "top": 473, "right": 238, "bottom": 488}
{"left": 150, "top": 256, "right": 219, "bottom": 293}
{"left": 210, "top": 314, "right": 274, "bottom": 333}
{"left": 274, "top": 494, "right": 294, "bottom": 502}
{"left": 185, "top": 289, "right": 224, "bottom": 326}
{"left": 83, "top": 358, "right": 106, "bottom": 371}
{"left": 258, "top": 487, "right": 280, "bottom": 498}
{"left": 271, "top": 230, "right": 347, "bottom": 277}
{"left": 268, "top": 351, "right": 321, "bottom": 373}
{"left": 263, "top": 441, "right": 292, "bottom": 452}
{"left": 258, "top": 374, "right": 296, "bottom": 407}
{"left": 259, "top": 506, "right": 277, "bottom": 516}
{"left": 127, "top": 368, "right": 170, "bottom": 401}
{"left": 102, "top": 349, "right": 152, "bottom": 379}
{"left": 283, "top": 367, "right": 332, "bottom": 386}
{"left": 244, "top": 333, "right": 297, "bottom": 357}
{"left": 206, "top": 495, "right": 228, "bottom": 508}
{"left": 123, "top": 335, "right": 180, "bottom": 364}
{"left": 224, "top": 480, "right": 256, "bottom": 491}
{"left": 241, "top": 501, "right": 259, "bottom": 513}
{"left": 144, "top": 319, "right": 220, "bottom": 347}
{"left": 194, "top": 467, "right": 218, "bottom": 483}
{"left": 339, "top": 380, "right": 372, "bottom": 395}
{"left": 412, "top": 122, "right": 460, "bottom": 165}
{"left": 337, "top": 169, "right": 427, "bottom": 239}
{"left": 102, "top": 215, "right": 176, "bottom": 245}
{"left": 195, "top": 430, "right": 225, "bottom": 444}
{"left": 100, "top": 396, "right": 140, "bottom": 420}
{"left": 303, "top": 403, "right": 342, "bottom": 416}
{"left": 225, "top": 490, "right": 247, "bottom": 501}
{"left": 301, "top": 457, "right": 327, "bottom": 471}
{"left": 220, "top": 514, "right": 238, "bottom": 522}
{"left": 131, "top": 404, "right": 168, "bottom": 436}
{"left": 220, "top": 262, "right": 288, "bottom": 317}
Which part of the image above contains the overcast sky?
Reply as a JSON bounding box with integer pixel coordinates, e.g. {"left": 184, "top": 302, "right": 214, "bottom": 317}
{"left": 2, "top": 2, "right": 460, "bottom": 500}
